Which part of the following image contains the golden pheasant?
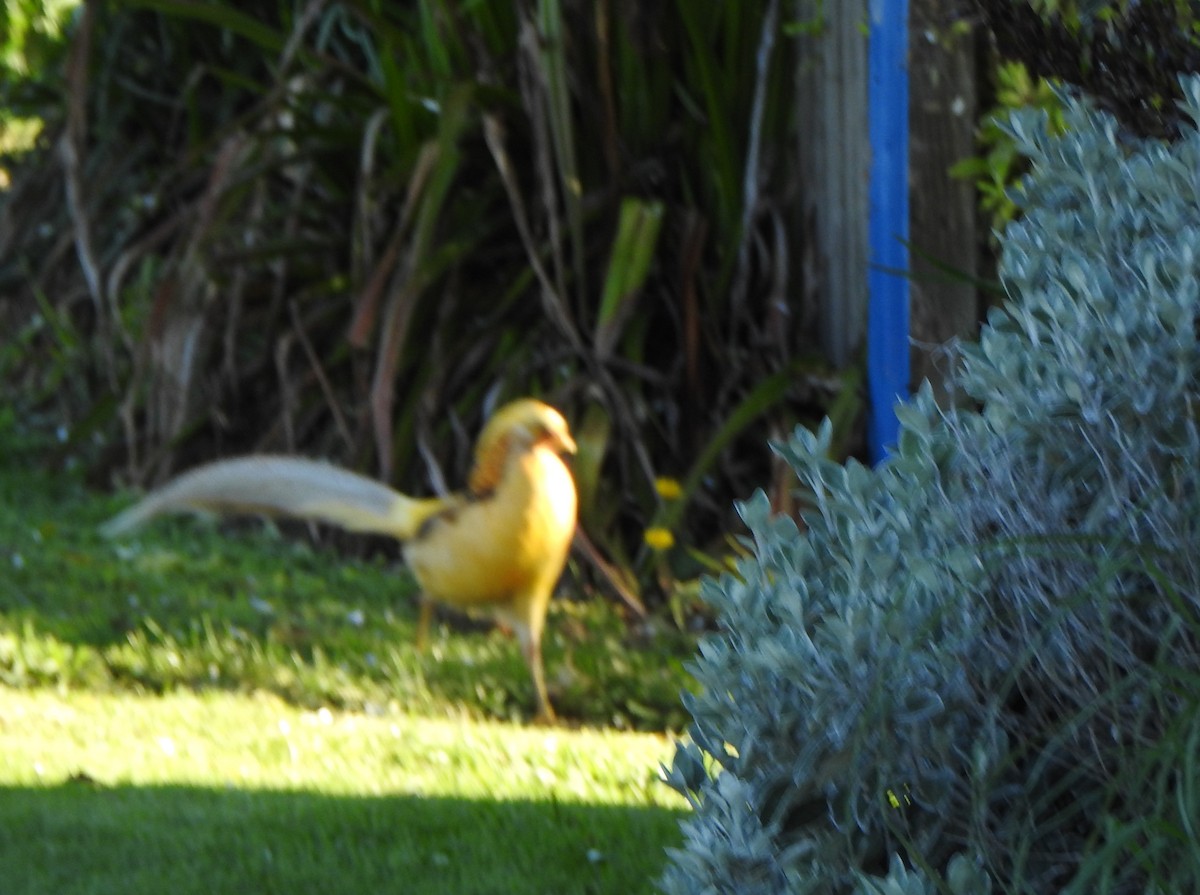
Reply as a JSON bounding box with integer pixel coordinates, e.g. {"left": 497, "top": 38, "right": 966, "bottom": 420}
{"left": 103, "top": 398, "right": 578, "bottom": 722}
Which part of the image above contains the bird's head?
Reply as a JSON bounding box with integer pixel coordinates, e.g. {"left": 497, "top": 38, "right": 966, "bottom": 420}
{"left": 468, "top": 399, "right": 577, "bottom": 495}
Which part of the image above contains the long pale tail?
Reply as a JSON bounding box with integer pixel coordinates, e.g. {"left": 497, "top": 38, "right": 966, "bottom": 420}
{"left": 102, "top": 456, "right": 443, "bottom": 541}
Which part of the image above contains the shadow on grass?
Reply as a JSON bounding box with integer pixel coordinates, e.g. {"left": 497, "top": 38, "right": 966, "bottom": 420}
{"left": 0, "top": 781, "right": 685, "bottom": 895}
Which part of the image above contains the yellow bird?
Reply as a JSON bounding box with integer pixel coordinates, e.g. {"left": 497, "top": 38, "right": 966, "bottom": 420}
{"left": 104, "top": 398, "right": 579, "bottom": 722}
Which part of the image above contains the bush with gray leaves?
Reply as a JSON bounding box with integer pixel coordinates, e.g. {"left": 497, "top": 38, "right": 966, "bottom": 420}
{"left": 661, "top": 78, "right": 1200, "bottom": 895}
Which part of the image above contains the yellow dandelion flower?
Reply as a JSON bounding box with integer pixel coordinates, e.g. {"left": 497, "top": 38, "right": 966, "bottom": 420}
{"left": 654, "top": 477, "right": 683, "bottom": 500}
{"left": 886, "top": 785, "right": 912, "bottom": 810}
{"left": 644, "top": 527, "right": 676, "bottom": 551}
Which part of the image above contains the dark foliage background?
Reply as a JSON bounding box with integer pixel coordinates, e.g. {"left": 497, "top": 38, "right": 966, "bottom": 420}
{"left": 1, "top": 0, "right": 862, "bottom": 605}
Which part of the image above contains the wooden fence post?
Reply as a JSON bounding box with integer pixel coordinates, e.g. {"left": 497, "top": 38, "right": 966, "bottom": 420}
{"left": 909, "top": 0, "right": 982, "bottom": 405}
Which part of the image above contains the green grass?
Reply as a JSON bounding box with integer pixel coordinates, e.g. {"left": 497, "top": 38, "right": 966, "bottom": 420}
{"left": 0, "top": 689, "right": 685, "bottom": 894}
{"left": 0, "top": 462, "right": 696, "bottom": 729}
{"left": 0, "top": 453, "right": 698, "bottom": 893}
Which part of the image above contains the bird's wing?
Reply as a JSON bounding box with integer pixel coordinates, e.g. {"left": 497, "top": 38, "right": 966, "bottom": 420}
{"left": 404, "top": 445, "right": 577, "bottom": 609}
{"left": 102, "top": 456, "right": 444, "bottom": 541}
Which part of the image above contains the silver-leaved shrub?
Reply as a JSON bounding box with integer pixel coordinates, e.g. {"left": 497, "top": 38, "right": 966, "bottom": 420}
{"left": 661, "top": 78, "right": 1200, "bottom": 894}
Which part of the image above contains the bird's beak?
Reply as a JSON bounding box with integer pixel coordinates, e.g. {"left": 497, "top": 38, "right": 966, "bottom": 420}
{"left": 556, "top": 430, "right": 578, "bottom": 457}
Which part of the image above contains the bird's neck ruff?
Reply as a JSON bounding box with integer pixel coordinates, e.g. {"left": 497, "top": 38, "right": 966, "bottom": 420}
{"left": 465, "top": 400, "right": 575, "bottom": 499}
{"left": 468, "top": 427, "right": 570, "bottom": 499}
{"left": 468, "top": 431, "right": 512, "bottom": 498}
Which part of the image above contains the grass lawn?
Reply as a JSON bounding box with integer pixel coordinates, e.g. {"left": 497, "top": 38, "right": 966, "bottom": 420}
{"left": 0, "top": 456, "right": 698, "bottom": 893}
{"left": 0, "top": 689, "right": 685, "bottom": 894}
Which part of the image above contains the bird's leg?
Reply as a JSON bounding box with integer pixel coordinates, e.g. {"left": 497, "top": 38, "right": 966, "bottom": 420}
{"left": 415, "top": 595, "right": 434, "bottom": 652}
{"left": 516, "top": 624, "right": 555, "bottom": 724}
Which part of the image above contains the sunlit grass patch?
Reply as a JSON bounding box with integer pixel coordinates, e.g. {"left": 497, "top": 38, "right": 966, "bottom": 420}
{"left": 0, "top": 688, "right": 687, "bottom": 895}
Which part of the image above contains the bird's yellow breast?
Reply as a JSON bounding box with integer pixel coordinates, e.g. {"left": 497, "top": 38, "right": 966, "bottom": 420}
{"left": 403, "top": 444, "right": 577, "bottom": 608}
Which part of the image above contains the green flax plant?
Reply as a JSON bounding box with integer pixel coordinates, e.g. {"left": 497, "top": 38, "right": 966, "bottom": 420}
{"left": 1, "top": 0, "right": 843, "bottom": 603}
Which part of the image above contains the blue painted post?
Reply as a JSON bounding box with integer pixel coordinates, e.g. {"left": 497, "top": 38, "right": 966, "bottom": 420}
{"left": 866, "top": 0, "right": 910, "bottom": 462}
